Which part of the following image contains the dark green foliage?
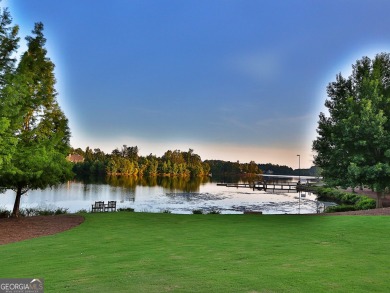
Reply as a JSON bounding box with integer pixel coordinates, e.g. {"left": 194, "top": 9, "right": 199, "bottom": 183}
{"left": 325, "top": 205, "right": 356, "bottom": 213}
{"left": 75, "top": 153, "right": 318, "bottom": 178}
{"left": 315, "top": 186, "right": 376, "bottom": 212}
{"left": 117, "top": 207, "right": 135, "bottom": 212}
{"left": 313, "top": 53, "right": 390, "bottom": 207}
{"left": 0, "top": 7, "right": 19, "bottom": 169}
{"left": 73, "top": 147, "right": 212, "bottom": 177}
{"left": 0, "top": 208, "right": 10, "bottom": 218}
{"left": 192, "top": 209, "right": 203, "bottom": 214}
{"left": 205, "top": 160, "right": 241, "bottom": 175}
{"left": 0, "top": 15, "right": 73, "bottom": 217}
{"left": 355, "top": 197, "right": 376, "bottom": 210}
{"left": 205, "top": 159, "right": 262, "bottom": 175}
{"left": 258, "top": 163, "right": 295, "bottom": 175}
{"left": 1, "top": 207, "right": 69, "bottom": 217}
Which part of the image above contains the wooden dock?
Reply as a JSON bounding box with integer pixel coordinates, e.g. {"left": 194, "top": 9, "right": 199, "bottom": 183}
{"left": 217, "top": 182, "right": 306, "bottom": 193}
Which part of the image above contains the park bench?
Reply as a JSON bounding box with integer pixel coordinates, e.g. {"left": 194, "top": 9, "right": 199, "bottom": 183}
{"left": 91, "top": 201, "right": 105, "bottom": 212}
{"left": 105, "top": 201, "right": 117, "bottom": 212}
{"left": 91, "top": 201, "right": 117, "bottom": 212}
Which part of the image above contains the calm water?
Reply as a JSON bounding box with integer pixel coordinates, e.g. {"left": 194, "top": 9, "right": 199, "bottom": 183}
{"left": 1, "top": 175, "right": 323, "bottom": 214}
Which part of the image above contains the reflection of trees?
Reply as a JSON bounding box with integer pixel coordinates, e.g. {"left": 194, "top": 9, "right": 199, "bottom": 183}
{"left": 103, "top": 175, "right": 211, "bottom": 192}
{"left": 159, "top": 176, "right": 192, "bottom": 191}
{"left": 106, "top": 175, "right": 137, "bottom": 190}
{"left": 158, "top": 176, "right": 210, "bottom": 192}
{"left": 138, "top": 176, "right": 157, "bottom": 187}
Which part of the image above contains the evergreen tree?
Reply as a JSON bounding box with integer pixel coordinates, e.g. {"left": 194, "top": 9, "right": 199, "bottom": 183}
{"left": 0, "top": 22, "right": 72, "bottom": 217}
{"left": 0, "top": 7, "right": 19, "bottom": 169}
{"left": 313, "top": 53, "right": 390, "bottom": 207}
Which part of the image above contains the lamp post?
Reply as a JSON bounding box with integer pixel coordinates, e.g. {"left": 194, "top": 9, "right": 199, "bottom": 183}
{"left": 297, "top": 154, "right": 301, "bottom": 214}
{"left": 297, "top": 154, "right": 301, "bottom": 183}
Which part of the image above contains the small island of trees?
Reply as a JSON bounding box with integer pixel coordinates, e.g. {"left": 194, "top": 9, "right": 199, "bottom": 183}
{"left": 69, "top": 144, "right": 318, "bottom": 179}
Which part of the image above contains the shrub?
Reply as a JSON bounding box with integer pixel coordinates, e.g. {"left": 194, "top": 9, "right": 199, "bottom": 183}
{"left": 325, "top": 205, "right": 356, "bottom": 213}
{"left": 0, "top": 208, "right": 10, "bottom": 218}
{"left": 117, "top": 207, "right": 135, "bottom": 212}
{"left": 54, "top": 208, "right": 69, "bottom": 215}
{"left": 36, "top": 207, "right": 68, "bottom": 216}
{"left": 19, "top": 208, "right": 36, "bottom": 217}
{"left": 315, "top": 187, "right": 377, "bottom": 212}
{"left": 355, "top": 197, "right": 376, "bottom": 210}
{"left": 19, "top": 207, "right": 68, "bottom": 216}
{"left": 192, "top": 209, "right": 203, "bottom": 214}
{"left": 161, "top": 209, "right": 172, "bottom": 214}
{"left": 340, "top": 193, "right": 360, "bottom": 205}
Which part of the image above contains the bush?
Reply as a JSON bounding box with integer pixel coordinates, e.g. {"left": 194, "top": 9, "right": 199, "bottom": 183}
{"left": 192, "top": 209, "right": 203, "bottom": 214}
{"left": 315, "top": 187, "right": 377, "bottom": 212}
{"left": 325, "top": 205, "right": 356, "bottom": 213}
{"left": 54, "top": 208, "right": 69, "bottom": 215}
{"left": 117, "top": 207, "right": 135, "bottom": 212}
{"left": 19, "top": 207, "right": 68, "bottom": 217}
{"left": 0, "top": 208, "right": 10, "bottom": 218}
{"left": 340, "top": 193, "right": 360, "bottom": 205}
{"left": 37, "top": 207, "right": 68, "bottom": 216}
{"left": 19, "top": 208, "right": 36, "bottom": 217}
{"left": 355, "top": 197, "right": 376, "bottom": 210}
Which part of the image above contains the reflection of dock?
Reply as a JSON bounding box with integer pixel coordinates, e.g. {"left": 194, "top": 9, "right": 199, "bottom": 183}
{"left": 217, "top": 182, "right": 298, "bottom": 192}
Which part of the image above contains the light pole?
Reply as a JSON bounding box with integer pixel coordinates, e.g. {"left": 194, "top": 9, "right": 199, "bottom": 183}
{"left": 297, "top": 154, "right": 301, "bottom": 214}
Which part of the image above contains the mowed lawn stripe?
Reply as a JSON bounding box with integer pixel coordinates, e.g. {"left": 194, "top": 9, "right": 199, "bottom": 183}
{"left": 1, "top": 213, "right": 389, "bottom": 292}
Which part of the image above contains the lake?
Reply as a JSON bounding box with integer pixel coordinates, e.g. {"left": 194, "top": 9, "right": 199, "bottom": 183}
{"left": 1, "top": 175, "right": 323, "bottom": 214}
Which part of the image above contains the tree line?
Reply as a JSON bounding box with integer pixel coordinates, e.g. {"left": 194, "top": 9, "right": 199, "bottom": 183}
{"left": 71, "top": 146, "right": 211, "bottom": 177}
{"left": 71, "top": 146, "right": 319, "bottom": 178}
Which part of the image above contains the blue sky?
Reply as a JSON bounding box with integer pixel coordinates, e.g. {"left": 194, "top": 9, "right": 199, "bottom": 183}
{"left": 5, "top": 0, "right": 390, "bottom": 168}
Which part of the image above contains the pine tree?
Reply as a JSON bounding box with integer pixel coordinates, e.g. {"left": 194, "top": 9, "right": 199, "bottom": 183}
{"left": 0, "top": 22, "right": 73, "bottom": 217}
{"left": 0, "top": 7, "right": 19, "bottom": 169}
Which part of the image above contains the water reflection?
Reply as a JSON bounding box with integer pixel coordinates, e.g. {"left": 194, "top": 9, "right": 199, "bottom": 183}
{"left": 2, "top": 175, "right": 323, "bottom": 214}
{"left": 96, "top": 175, "right": 211, "bottom": 192}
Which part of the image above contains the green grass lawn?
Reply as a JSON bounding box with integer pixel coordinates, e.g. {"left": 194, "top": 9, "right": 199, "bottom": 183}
{"left": 1, "top": 213, "right": 389, "bottom": 292}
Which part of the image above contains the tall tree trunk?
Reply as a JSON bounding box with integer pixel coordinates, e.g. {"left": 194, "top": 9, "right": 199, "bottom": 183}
{"left": 376, "top": 191, "right": 384, "bottom": 208}
{"left": 11, "top": 186, "right": 22, "bottom": 218}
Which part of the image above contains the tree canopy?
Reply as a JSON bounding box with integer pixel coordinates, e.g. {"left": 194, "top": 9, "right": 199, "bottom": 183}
{"left": 313, "top": 53, "right": 390, "bottom": 207}
{"left": 0, "top": 7, "right": 19, "bottom": 170}
{"left": 0, "top": 10, "right": 72, "bottom": 217}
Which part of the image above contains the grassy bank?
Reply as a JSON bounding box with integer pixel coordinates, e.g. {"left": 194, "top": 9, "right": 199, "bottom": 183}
{"left": 1, "top": 213, "right": 389, "bottom": 292}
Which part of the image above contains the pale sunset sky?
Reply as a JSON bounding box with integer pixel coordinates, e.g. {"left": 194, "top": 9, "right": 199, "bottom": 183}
{"left": 4, "top": 0, "right": 390, "bottom": 168}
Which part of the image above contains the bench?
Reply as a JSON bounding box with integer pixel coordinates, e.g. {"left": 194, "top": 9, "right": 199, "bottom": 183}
{"left": 91, "top": 201, "right": 105, "bottom": 212}
{"left": 105, "top": 201, "right": 117, "bottom": 212}
{"left": 91, "top": 201, "right": 117, "bottom": 212}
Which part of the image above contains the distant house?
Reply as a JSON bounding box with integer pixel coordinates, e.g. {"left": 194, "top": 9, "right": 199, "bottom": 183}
{"left": 67, "top": 154, "right": 84, "bottom": 163}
